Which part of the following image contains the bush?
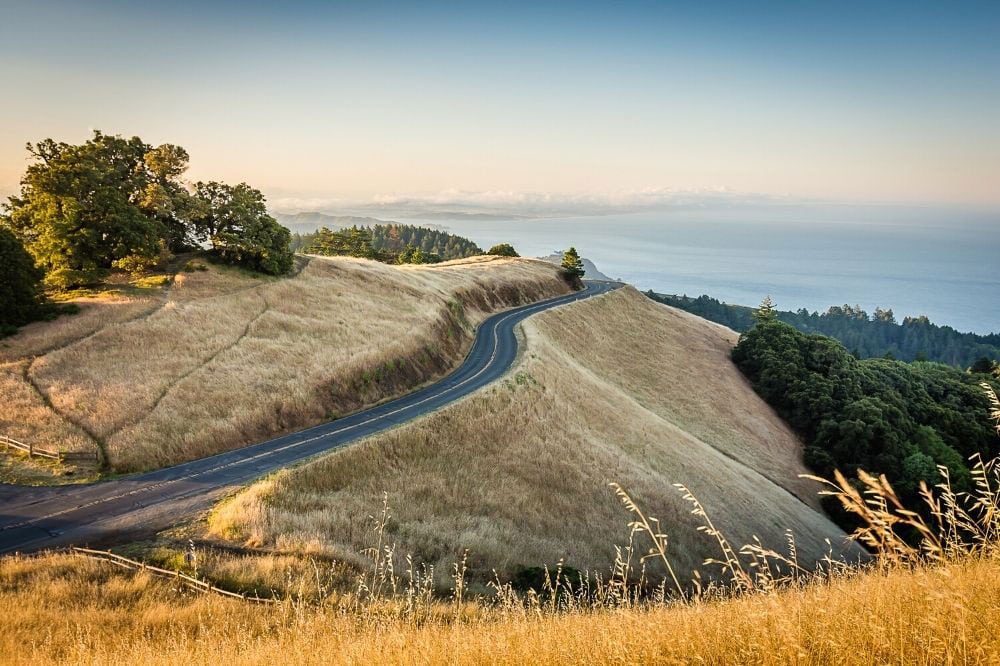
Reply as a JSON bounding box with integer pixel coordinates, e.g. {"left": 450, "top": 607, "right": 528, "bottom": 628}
{"left": 0, "top": 225, "right": 52, "bottom": 334}
{"left": 487, "top": 243, "right": 519, "bottom": 257}
{"left": 510, "top": 564, "right": 583, "bottom": 593}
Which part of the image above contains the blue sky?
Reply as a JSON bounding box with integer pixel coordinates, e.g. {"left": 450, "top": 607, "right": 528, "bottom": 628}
{"left": 1, "top": 1, "right": 998, "bottom": 210}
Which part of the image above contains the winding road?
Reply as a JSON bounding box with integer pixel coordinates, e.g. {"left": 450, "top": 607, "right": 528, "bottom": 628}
{"left": 0, "top": 280, "right": 620, "bottom": 555}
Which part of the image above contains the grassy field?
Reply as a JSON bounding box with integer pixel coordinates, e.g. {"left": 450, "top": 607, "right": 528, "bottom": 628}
{"left": 2, "top": 523, "right": 996, "bottom": 664}
{"left": 4, "top": 444, "right": 999, "bottom": 664}
{"left": 0, "top": 255, "right": 569, "bottom": 479}
{"left": 4, "top": 443, "right": 998, "bottom": 664}
{"left": 209, "top": 286, "right": 861, "bottom": 582}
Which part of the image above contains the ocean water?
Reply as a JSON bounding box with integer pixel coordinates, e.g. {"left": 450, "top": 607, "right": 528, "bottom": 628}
{"left": 407, "top": 205, "right": 1000, "bottom": 334}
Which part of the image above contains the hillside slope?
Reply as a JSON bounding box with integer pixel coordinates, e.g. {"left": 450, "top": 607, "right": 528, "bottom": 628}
{"left": 0, "top": 256, "right": 569, "bottom": 478}
{"left": 211, "top": 287, "right": 861, "bottom": 580}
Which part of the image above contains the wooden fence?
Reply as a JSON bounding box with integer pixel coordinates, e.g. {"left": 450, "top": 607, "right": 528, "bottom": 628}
{"left": 0, "top": 434, "right": 98, "bottom": 463}
{"left": 70, "top": 547, "right": 278, "bottom": 604}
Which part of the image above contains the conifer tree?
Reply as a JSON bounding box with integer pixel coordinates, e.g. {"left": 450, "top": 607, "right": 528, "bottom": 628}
{"left": 561, "top": 247, "right": 585, "bottom": 280}
{"left": 753, "top": 295, "right": 777, "bottom": 323}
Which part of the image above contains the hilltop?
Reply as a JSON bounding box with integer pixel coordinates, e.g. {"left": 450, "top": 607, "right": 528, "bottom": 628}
{"left": 0, "top": 255, "right": 569, "bottom": 481}
{"left": 1, "top": 252, "right": 995, "bottom": 666}
{"left": 272, "top": 211, "right": 391, "bottom": 235}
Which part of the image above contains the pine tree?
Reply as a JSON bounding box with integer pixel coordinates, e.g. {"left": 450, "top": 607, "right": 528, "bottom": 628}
{"left": 560, "top": 247, "right": 585, "bottom": 280}
{"left": 753, "top": 295, "right": 777, "bottom": 323}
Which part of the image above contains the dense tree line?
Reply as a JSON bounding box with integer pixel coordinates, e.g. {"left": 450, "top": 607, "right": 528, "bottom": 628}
{"left": 731, "top": 318, "right": 1000, "bottom": 528}
{"left": 299, "top": 224, "right": 484, "bottom": 264}
{"left": 648, "top": 291, "right": 1000, "bottom": 370}
{"left": 371, "top": 224, "right": 482, "bottom": 260}
{"left": 1, "top": 130, "right": 293, "bottom": 299}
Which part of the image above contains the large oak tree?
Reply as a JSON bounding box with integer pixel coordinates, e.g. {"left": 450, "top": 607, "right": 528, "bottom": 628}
{"left": 191, "top": 181, "right": 293, "bottom": 275}
{"left": 3, "top": 131, "right": 293, "bottom": 290}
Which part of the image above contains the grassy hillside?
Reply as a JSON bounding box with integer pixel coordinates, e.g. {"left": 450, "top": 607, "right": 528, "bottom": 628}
{"left": 2, "top": 280, "right": 996, "bottom": 664}
{"left": 210, "top": 287, "right": 860, "bottom": 581}
{"left": 0, "top": 255, "right": 569, "bottom": 480}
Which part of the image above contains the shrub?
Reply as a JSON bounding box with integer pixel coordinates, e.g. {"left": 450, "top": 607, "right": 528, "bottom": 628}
{"left": 487, "top": 243, "right": 519, "bottom": 257}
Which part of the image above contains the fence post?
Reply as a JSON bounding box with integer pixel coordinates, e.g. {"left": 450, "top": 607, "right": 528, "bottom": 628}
{"left": 28, "top": 441, "right": 33, "bottom": 457}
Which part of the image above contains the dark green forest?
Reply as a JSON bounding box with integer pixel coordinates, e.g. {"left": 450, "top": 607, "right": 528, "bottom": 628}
{"left": 649, "top": 291, "right": 1000, "bottom": 370}
{"left": 295, "top": 224, "right": 483, "bottom": 263}
{"left": 0, "top": 226, "right": 56, "bottom": 335}
{"left": 731, "top": 318, "right": 1000, "bottom": 528}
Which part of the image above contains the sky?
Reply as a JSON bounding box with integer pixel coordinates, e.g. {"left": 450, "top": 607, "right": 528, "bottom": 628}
{"left": 1, "top": 1, "right": 998, "bottom": 212}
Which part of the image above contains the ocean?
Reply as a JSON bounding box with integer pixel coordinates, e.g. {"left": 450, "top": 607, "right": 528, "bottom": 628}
{"left": 405, "top": 204, "right": 1000, "bottom": 334}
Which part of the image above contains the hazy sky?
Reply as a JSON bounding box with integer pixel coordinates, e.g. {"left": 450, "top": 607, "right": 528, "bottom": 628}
{"left": 1, "top": 1, "right": 998, "bottom": 210}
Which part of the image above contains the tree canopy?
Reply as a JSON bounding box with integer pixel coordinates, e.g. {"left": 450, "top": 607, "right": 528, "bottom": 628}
{"left": 753, "top": 295, "right": 777, "bottom": 323}
{"left": 647, "top": 291, "right": 1000, "bottom": 369}
{"left": 487, "top": 243, "right": 519, "bottom": 257}
{"left": 731, "top": 319, "right": 1000, "bottom": 528}
{"left": 191, "top": 182, "right": 293, "bottom": 275}
{"left": 306, "top": 226, "right": 377, "bottom": 259}
{"left": 4, "top": 132, "right": 172, "bottom": 287}
{"left": 301, "top": 223, "right": 483, "bottom": 264}
{"left": 560, "top": 247, "right": 585, "bottom": 281}
{"left": 370, "top": 224, "right": 481, "bottom": 260}
{"left": 0, "top": 226, "right": 52, "bottom": 335}
{"left": 1, "top": 131, "right": 293, "bottom": 288}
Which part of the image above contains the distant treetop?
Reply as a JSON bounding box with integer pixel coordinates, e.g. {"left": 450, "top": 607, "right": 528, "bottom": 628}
{"left": 300, "top": 223, "right": 483, "bottom": 264}
{"left": 561, "top": 247, "right": 585, "bottom": 280}
{"left": 487, "top": 243, "right": 519, "bottom": 257}
{"left": 647, "top": 291, "right": 1000, "bottom": 369}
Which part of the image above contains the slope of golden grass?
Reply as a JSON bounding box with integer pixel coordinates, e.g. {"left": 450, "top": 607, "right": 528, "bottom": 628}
{"left": 1, "top": 550, "right": 996, "bottom": 665}
{"left": 0, "top": 256, "right": 569, "bottom": 476}
{"left": 210, "top": 287, "right": 859, "bottom": 581}
{"left": 1, "top": 298, "right": 162, "bottom": 363}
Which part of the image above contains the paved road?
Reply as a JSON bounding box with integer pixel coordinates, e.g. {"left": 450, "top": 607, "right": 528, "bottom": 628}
{"left": 0, "top": 280, "right": 620, "bottom": 555}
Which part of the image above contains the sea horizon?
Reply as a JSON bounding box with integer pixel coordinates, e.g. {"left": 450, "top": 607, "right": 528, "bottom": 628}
{"left": 379, "top": 205, "right": 1000, "bottom": 335}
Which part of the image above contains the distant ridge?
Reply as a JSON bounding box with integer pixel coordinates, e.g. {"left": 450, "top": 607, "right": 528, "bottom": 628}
{"left": 274, "top": 212, "right": 392, "bottom": 234}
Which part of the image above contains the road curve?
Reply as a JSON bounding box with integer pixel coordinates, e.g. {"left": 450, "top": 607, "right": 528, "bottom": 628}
{"left": 0, "top": 280, "right": 620, "bottom": 555}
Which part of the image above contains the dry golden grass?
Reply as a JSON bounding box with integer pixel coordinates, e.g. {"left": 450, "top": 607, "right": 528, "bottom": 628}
{"left": 2, "top": 384, "right": 998, "bottom": 664}
{"left": 0, "top": 294, "right": 163, "bottom": 362}
{"left": 209, "top": 287, "right": 860, "bottom": 581}
{"left": 0, "top": 256, "right": 568, "bottom": 476}
{"left": 1, "top": 548, "right": 996, "bottom": 664}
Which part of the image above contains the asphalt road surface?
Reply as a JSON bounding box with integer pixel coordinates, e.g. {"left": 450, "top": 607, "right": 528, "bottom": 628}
{"left": 0, "top": 280, "right": 620, "bottom": 555}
